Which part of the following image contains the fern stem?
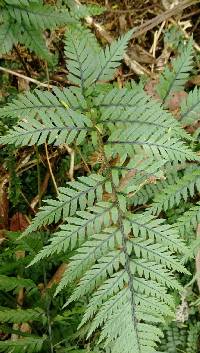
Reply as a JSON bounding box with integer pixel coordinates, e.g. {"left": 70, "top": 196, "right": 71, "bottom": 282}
{"left": 96, "top": 130, "right": 141, "bottom": 353}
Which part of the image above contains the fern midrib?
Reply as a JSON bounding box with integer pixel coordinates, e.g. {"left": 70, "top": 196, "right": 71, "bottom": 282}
{"left": 13, "top": 124, "right": 91, "bottom": 135}
{"left": 103, "top": 117, "right": 174, "bottom": 130}
{"left": 107, "top": 139, "right": 185, "bottom": 152}
{"left": 96, "top": 130, "right": 142, "bottom": 352}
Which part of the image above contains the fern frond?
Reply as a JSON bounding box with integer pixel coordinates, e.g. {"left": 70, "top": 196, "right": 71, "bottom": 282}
{"left": 98, "top": 87, "right": 191, "bottom": 141}
{"left": 180, "top": 86, "right": 200, "bottom": 124}
{"left": 0, "top": 109, "right": 92, "bottom": 147}
{"left": 131, "top": 172, "right": 179, "bottom": 206}
{"left": 0, "top": 336, "right": 45, "bottom": 353}
{"left": 29, "top": 201, "right": 116, "bottom": 265}
{"left": 0, "top": 307, "right": 43, "bottom": 323}
{"left": 0, "top": 275, "right": 35, "bottom": 291}
{"left": 0, "top": 22, "right": 17, "bottom": 54}
{"left": 24, "top": 175, "right": 105, "bottom": 236}
{"left": 19, "top": 26, "right": 53, "bottom": 63}
{"left": 159, "top": 323, "right": 187, "bottom": 353}
{"left": 0, "top": 87, "right": 87, "bottom": 119}
{"left": 54, "top": 209, "right": 186, "bottom": 353}
{"left": 4, "top": 3, "right": 73, "bottom": 30}
{"left": 65, "top": 28, "right": 99, "bottom": 91}
{"left": 95, "top": 29, "right": 133, "bottom": 83}
{"left": 186, "top": 323, "right": 200, "bottom": 353}
{"left": 149, "top": 168, "right": 200, "bottom": 215}
{"left": 156, "top": 38, "right": 193, "bottom": 104}
{"left": 175, "top": 201, "right": 200, "bottom": 236}
{"left": 106, "top": 132, "right": 197, "bottom": 163}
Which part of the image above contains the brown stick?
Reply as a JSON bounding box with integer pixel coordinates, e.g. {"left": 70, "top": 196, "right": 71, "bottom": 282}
{"left": 0, "top": 66, "right": 52, "bottom": 88}
{"left": 130, "top": 0, "right": 200, "bottom": 39}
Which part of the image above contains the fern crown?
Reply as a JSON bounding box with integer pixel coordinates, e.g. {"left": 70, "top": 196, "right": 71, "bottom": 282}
{"left": 1, "top": 27, "right": 199, "bottom": 353}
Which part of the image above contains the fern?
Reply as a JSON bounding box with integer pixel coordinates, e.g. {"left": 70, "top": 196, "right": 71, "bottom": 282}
{"left": 180, "top": 86, "right": 200, "bottom": 124}
{"left": 0, "top": 336, "right": 45, "bottom": 353}
{"left": 0, "top": 275, "right": 35, "bottom": 291}
{"left": 156, "top": 38, "right": 193, "bottom": 104}
{"left": 175, "top": 201, "right": 200, "bottom": 236}
{"left": 0, "top": 29, "right": 197, "bottom": 353}
{"left": 149, "top": 167, "right": 200, "bottom": 215}
{"left": 0, "top": 307, "right": 44, "bottom": 323}
{"left": 0, "top": 0, "right": 74, "bottom": 61}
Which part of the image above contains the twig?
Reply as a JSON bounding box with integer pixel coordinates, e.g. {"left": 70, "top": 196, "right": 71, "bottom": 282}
{"left": 131, "top": 0, "right": 200, "bottom": 39}
{"left": 0, "top": 66, "right": 52, "bottom": 88}
{"left": 44, "top": 143, "right": 59, "bottom": 196}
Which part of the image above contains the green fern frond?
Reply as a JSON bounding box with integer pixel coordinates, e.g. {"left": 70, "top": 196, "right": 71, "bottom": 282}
{"left": 0, "top": 275, "right": 35, "bottom": 291}
{"left": 29, "top": 201, "right": 116, "bottom": 265}
{"left": 180, "top": 86, "right": 200, "bottom": 124}
{"left": 0, "top": 27, "right": 194, "bottom": 353}
{"left": 0, "top": 87, "right": 87, "bottom": 119}
{"left": 159, "top": 323, "right": 187, "bottom": 353}
{"left": 131, "top": 172, "right": 178, "bottom": 206}
{"left": 0, "top": 307, "right": 43, "bottom": 323}
{"left": 156, "top": 38, "right": 193, "bottom": 104}
{"left": 175, "top": 201, "right": 200, "bottom": 236}
{"left": 24, "top": 175, "right": 105, "bottom": 236}
{"left": 126, "top": 213, "right": 187, "bottom": 254}
{"left": 65, "top": 28, "right": 99, "bottom": 91}
{"left": 0, "top": 336, "right": 45, "bottom": 353}
{"left": 149, "top": 168, "right": 200, "bottom": 215}
{"left": 4, "top": 2, "right": 73, "bottom": 30}
{"left": 0, "top": 22, "right": 17, "bottom": 54}
{"left": 186, "top": 322, "right": 200, "bottom": 353}
{"left": 94, "top": 29, "right": 133, "bottom": 83}
{"left": 18, "top": 26, "right": 53, "bottom": 63}
{"left": 97, "top": 87, "right": 191, "bottom": 142}
{"left": 106, "top": 132, "right": 197, "bottom": 163}
{"left": 0, "top": 108, "right": 92, "bottom": 147}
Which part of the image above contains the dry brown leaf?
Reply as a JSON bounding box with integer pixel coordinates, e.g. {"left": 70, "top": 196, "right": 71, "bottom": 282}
{"left": 10, "top": 212, "right": 29, "bottom": 232}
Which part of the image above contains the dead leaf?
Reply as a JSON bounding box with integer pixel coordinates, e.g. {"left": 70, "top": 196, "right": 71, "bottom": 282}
{"left": 10, "top": 212, "right": 29, "bottom": 232}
